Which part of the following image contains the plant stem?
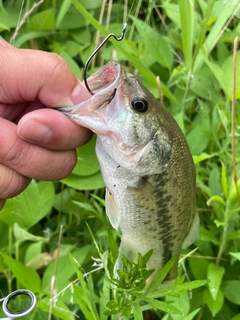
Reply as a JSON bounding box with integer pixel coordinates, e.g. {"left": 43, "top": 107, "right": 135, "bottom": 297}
{"left": 7, "top": 226, "right": 13, "bottom": 293}
{"left": 216, "top": 203, "right": 230, "bottom": 264}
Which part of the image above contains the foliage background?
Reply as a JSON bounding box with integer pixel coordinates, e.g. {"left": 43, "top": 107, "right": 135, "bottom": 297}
{"left": 0, "top": 0, "right": 240, "bottom": 319}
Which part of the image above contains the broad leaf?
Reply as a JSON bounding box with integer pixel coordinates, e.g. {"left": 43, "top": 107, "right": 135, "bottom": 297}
{"left": 207, "top": 263, "right": 225, "bottom": 300}
{"left": 0, "top": 181, "right": 55, "bottom": 229}
{"left": 0, "top": 251, "right": 42, "bottom": 293}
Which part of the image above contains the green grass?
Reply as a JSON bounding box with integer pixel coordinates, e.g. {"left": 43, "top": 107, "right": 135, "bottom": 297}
{"left": 0, "top": 0, "right": 240, "bottom": 319}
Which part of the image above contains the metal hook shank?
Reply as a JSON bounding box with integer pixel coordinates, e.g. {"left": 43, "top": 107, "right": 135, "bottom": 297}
{"left": 84, "top": 23, "right": 127, "bottom": 95}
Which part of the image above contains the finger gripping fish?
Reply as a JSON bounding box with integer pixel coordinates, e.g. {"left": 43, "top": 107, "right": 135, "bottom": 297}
{"left": 58, "top": 61, "right": 199, "bottom": 286}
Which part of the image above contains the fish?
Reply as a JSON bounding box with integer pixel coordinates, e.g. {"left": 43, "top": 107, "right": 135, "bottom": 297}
{"left": 57, "top": 61, "right": 199, "bottom": 286}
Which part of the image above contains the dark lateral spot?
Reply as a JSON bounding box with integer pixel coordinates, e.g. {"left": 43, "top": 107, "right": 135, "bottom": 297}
{"left": 117, "top": 165, "right": 120, "bottom": 168}
{"left": 113, "top": 184, "right": 116, "bottom": 187}
{"left": 148, "top": 227, "right": 157, "bottom": 232}
{"left": 164, "top": 195, "right": 172, "bottom": 202}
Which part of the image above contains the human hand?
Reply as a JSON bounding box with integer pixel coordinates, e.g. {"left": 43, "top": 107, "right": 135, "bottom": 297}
{"left": 0, "top": 40, "right": 92, "bottom": 210}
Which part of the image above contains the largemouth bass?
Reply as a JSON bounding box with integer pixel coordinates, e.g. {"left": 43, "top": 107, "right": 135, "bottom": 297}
{"left": 58, "top": 61, "right": 199, "bottom": 285}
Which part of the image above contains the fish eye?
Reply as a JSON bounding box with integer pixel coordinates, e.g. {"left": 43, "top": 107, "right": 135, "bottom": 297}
{"left": 131, "top": 97, "right": 148, "bottom": 113}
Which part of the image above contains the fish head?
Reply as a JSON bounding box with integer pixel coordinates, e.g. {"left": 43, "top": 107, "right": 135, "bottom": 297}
{"left": 58, "top": 61, "right": 172, "bottom": 175}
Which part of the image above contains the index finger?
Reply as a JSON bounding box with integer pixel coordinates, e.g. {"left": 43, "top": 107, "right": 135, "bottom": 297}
{"left": 0, "top": 44, "right": 91, "bottom": 107}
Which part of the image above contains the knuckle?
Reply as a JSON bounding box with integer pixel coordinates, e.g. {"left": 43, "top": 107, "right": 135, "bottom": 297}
{"left": 48, "top": 53, "right": 69, "bottom": 78}
{"left": 53, "top": 150, "right": 77, "bottom": 180}
{"left": 0, "top": 164, "right": 30, "bottom": 199}
{"left": 3, "top": 139, "right": 31, "bottom": 169}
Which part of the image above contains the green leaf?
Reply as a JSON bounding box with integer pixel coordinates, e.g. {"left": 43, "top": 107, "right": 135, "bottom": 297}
{"left": 0, "top": 251, "right": 42, "bottom": 293}
{"left": 229, "top": 252, "right": 240, "bottom": 261}
{"left": 162, "top": 3, "right": 181, "bottom": 27}
{"left": 107, "top": 229, "right": 119, "bottom": 275}
{"left": 227, "top": 230, "right": 240, "bottom": 241}
{"left": 14, "top": 30, "right": 53, "bottom": 48}
{"left": 206, "top": 195, "right": 225, "bottom": 206}
{"left": 13, "top": 223, "right": 49, "bottom": 244}
{"left": 0, "top": 21, "right": 10, "bottom": 31}
{"left": 200, "top": 54, "right": 228, "bottom": 98}
{"left": 198, "top": 226, "right": 220, "bottom": 245}
{"left": 72, "top": 136, "right": 100, "bottom": 176}
{"left": 191, "top": 66, "right": 219, "bottom": 102}
{"left": 131, "top": 16, "right": 173, "bottom": 69}
{"left": 179, "top": 0, "right": 194, "bottom": 69}
{"left": 54, "top": 188, "right": 93, "bottom": 218}
{"left": 99, "top": 275, "right": 110, "bottom": 320}
{"left": 232, "top": 315, "right": 240, "bottom": 320}
{"left": 183, "top": 308, "right": 201, "bottom": 320}
{"left": 25, "top": 242, "right": 43, "bottom": 265}
{"left": 220, "top": 51, "right": 240, "bottom": 100}
{"left": 56, "top": 0, "right": 72, "bottom": 28}
{"left": 27, "top": 9, "right": 55, "bottom": 31}
{"left": 61, "top": 171, "right": 105, "bottom": 190}
{"left": 193, "top": 0, "right": 215, "bottom": 63}
{"left": 193, "top": 152, "right": 217, "bottom": 164}
{"left": 188, "top": 255, "right": 209, "bottom": 280}
{"left": 42, "top": 247, "right": 91, "bottom": 293}
{"left": 70, "top": 255, "right": 100, "bottom": 320}
{"left": 38, "top": 299, "right": 75, "bottom": 320}
{"left": 165, "top": 290, "right": 189, "bottom": 319}
{"left": 203, "top": 288, "right": 224, "bottom": 317}
{"left": 194, "top": 0, "right": 240, "bottom": 71}
{"left": 0, "top": 8, "right": 19, "bottom": 31}
{"left": 209, "top": 164, "right": 222, "bottom": 196}
{"left": 144, "top": 298, "right": 181, "bottom": 315}
{"left": 133, "top": 302, "right": 144, "bottom": 320}
{"left": 228, "top": 179, "right": 240, "bottom": 203}
{"left": 145, "top": 255, "right": 178, "bottom": 294}
{"left": 187, "top": 126, "right": 209, "bottom": 155}
{"left": 0, "top": 181, "right": 55, "bottom": 229}
{"left": 222, "top": 280, "right": 240, "bottom": 305}
{"left": 207, "top": 263, "right": 225, "bottom": 300}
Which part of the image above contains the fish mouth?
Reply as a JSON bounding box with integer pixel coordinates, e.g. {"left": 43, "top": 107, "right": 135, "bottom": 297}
{"left": 86, "top": 61, "right": 122, "bottom": 95}
{"left": 57, "top": 61, "right": 122, "bottom": 117}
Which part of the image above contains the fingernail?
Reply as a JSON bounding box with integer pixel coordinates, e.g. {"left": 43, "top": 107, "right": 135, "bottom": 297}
{"left": 19, "top": 120, "right": 52, "bottom": 143}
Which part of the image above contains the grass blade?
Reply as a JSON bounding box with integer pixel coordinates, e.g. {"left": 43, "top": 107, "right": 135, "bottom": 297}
{"left": 179, "top": 0, "right": 194, "bottom": 69}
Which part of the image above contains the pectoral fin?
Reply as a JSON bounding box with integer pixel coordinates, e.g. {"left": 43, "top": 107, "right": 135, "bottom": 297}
{"left": 105, "top": 188, "right": 121, "bottom": 229}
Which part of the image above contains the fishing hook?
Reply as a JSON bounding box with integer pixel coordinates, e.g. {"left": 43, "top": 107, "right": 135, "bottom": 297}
{"left": 83, "top": 23, "right": 127, "bottom": 95}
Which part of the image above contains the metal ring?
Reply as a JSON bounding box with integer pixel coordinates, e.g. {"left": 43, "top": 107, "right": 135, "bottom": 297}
{"left": 2, "top": 290, "right": 36, "bottom": 318}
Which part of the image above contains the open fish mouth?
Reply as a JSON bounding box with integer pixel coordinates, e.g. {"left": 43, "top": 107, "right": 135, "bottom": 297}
{"left": 57, "top": 61, "right": 122, "bottom": 116}
{"left": 86, "top": 61, "right": 122, "bottom": 96}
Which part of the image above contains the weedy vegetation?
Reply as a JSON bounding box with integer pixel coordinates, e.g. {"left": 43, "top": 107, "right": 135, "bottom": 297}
{"left": 0, "top": 0, "right": 240, "bottom": 319}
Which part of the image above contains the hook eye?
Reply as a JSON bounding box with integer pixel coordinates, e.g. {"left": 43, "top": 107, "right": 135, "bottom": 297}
{"left": 2, "top": 290, "right": 36, "bottom": 318}
{"left": 83, "top": 23, "right": 127, "bottom": 95}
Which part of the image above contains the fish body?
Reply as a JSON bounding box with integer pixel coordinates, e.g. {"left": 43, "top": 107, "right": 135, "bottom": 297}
{"left": 58, "top": 61, "right": 199, "bottom": 285}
